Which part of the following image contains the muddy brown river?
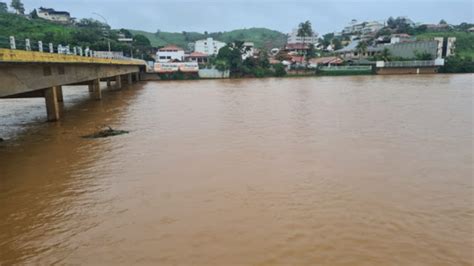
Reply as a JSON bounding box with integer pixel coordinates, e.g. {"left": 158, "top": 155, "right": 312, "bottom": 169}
{"left": 0, "top": 75, "right": 472, "bottom": 265}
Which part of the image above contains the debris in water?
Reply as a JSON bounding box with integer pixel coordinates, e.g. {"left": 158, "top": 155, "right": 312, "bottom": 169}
{"left": 82, "top": 126, "right": 129, "bottom": 139}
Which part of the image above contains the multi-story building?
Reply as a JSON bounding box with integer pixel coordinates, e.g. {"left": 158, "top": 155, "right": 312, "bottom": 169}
{"left": 287, "top": 28, "right": 319, "bottom": 45}
{"left": 342, "top": 19, "right": 384, "bottom": 35}
{"left": 335, "top": 40, "right": 439, "bottom": 60}
{"left": 156, "top": 45, "right": 185, "bottom": 63}
{"left": 37, "top": 7, "right": 72, "bottom": 23}
{"left": 194, "top": 38, "right": 226, "bottom": 56}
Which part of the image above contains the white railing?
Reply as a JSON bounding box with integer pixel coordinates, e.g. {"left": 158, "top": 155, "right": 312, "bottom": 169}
{"left": 4, "top": 36, "right": 137, "bottom": 61}
{"left": 377, "top": 60, "right": 444, "bottom": 68}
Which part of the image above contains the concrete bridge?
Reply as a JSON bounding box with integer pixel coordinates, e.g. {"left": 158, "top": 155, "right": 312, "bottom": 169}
{"left": 0, "top": 48, "right": 147, "bottom": 121}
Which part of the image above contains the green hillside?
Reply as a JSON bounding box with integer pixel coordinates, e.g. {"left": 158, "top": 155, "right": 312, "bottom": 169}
{"left": 213, "top": 28, "right": 287, "bottom": 50}
{"left": 129, "top": 28, "right": 287, "bottom": 50}
{"left": 128, "top": 29, "right": 203, "bottom": 48}
{"left": 0, "top": 12, "right": 76, "bottom": 47}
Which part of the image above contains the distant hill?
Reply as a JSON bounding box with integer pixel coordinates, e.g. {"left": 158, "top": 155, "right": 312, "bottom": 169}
{"left": 129, "top": 28, "right": 287, "bottom": 50}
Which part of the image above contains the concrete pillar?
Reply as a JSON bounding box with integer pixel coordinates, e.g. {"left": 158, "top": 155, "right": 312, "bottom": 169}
{"left": 56, "top": 85, "right": 64, "bottom": 102}
{"left": 44, "top": 87, "right": 60, "bottom": 121}
{"left": 88, "top": 82, "right": 94, "bottom": 92}
{"left": 106, "top": 79, "right": 111, "bottom": 87}
{"left": 91, "top": 79, "right": 101, "bottom": 100}
{"left": 127, "top": 73, "right": 133, "bottom": 85}
{"left": 134, "top": 72, "right": 140, "bottom": 82}
{"left": 115, "top": 75, "right": 122, "bottom": 89}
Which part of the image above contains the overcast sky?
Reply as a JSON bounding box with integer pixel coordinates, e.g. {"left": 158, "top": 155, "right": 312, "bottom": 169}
{"left": 21, "top": 0, "right": 473, "bottom": 34}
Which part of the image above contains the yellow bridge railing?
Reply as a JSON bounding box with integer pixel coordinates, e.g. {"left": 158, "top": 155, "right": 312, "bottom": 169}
{"left": 0, "top": 48, "right": 146, "bottom": 66}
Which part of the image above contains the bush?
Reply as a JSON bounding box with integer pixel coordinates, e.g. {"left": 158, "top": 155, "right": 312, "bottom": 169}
{"left": 439, "top": 56, "right": 474, "bottom": 73}
{"left": 273, "top": 63, "right": 287, "bottom": 77}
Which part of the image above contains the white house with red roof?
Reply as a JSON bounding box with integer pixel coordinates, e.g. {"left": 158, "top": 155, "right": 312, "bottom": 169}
{"left": 185, "top": 52, "right": 209, "bottom": 64}
{"left": 156, "top": 45, "right": 185, "bottom": 63}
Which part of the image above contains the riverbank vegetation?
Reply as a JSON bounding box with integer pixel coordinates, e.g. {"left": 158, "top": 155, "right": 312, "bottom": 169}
{"left": 0, "top": 11, "right": 154, "bottom": 60}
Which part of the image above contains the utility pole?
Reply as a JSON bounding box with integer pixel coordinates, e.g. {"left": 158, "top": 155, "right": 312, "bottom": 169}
{"left": 92, "top": 12, "right": 111, "bottom": 53}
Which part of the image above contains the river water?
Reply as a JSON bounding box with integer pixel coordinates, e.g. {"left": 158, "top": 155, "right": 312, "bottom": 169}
{"left": 0, "top": 74, "right": 472, "bottom": 265}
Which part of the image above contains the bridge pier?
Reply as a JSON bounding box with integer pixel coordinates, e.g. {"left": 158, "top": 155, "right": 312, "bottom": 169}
{"left": 44, "top": 87, "right": 60, "bottom": 122}
{"left": 127, "top": 73, "right": 133, "bottom": 85}
{"left": 115, "top": 75, "right": 122, "bottom": 89}
{"left": 56, "top": 85, "right": 64, "bottom": 102}
{"left": 91, "top": 79, "right": 101, "bottom": 100}
{"left": 134, "top": 72, "right": 140, "bottom": 82}
{"left": 106, "top": 79, "right": 111, "bottom": 87}
{"left": 88, "top": 81, "right": 94, "bottom": 92}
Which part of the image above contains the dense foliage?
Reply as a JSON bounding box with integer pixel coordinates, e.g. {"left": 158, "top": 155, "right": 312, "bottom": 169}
{"left": 0, "top": 12, "right": 154, "bottom": 60}
{"left": 215, "top": 42, "right": 284, "bottom": 78}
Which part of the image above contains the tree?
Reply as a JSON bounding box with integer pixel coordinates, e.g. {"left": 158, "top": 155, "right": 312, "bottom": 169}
{"left": 439, "top": 19, "right": 447, "bottom": 25}
{"left": 30, "top": 8, "right": 38, "bottom": 19}
{"left": 0, "top": 2, "right": 7, "bottom": 13}
{"left": 119, "top": 29, "right": 133, "bottom": 38}
{"left": 10, "top": 0, "right": 24, "bottom": 14}
{"left": 216, "top": 42, "right": 245, "bottom": 77}
{"left": 273, "top": 63, "right": 286, "bottom": 77}
{"left": 133, "top": 34, "right": 151, "bottom": 47}
{"left": 356, "top": 41, "right": 368, "bottom": 59}
{"left": 381, "top": 48, "right": 391, "bottom": 61}
{"left": 387, "top": 17, "right": 396, "bottom": 29}
{"left": 332, "top": 38, "right": 342, "bottom": 50}
{"left": 321, "top": 33, "right": 334, "bottom": 47}
{"left": 306, "top": 44, "right": 316, "bottom": 59}
{"left": 297, "top": 20, "right": 314, "bottom": 66}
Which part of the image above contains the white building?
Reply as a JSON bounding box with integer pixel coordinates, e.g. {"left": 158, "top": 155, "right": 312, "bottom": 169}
{"left": 156, "top": 45, "right": 185, "bottom": 63}
{"left": 194, "top": 37, "right": 226, "bottom": 56}
{"left": 287, "top": 28, "right": 319, "bottom": 45}
{"left": 117, "top": 33, "right": 133, "bottom": 43}
{"left": 361, "top": 21, "right": 384, "bottom": 35}
{"left": 343, "top": 19, "right": 384, "bottom": 35}
{"left": 37, "top": 7, "right": 71, "bottom": 23}
{"left": 242, "top": 42, "right": 255, "bottom": 60}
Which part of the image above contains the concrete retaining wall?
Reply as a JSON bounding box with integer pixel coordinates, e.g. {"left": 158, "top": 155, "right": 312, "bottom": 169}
{"left": 198, "top": 68, "right": 229, "bottom": 79}
{"left": 376, "top": 67, "right": 438, "bottom": 75}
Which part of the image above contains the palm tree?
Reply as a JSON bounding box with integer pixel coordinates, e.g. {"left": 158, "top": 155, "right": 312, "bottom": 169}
{"left": 381, "top": 48, "right": 391, "bottom": 62}
{"left": 356, "top": 41, "right": 368, "bottom": 60}
{"left": 297, "top": 21, "right": 314, "bottom": 69}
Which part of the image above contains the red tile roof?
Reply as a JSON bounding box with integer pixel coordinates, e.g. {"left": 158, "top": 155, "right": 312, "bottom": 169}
{"left": 290, "top": 55, "right": 305, "bottom": 63}
{"left": 308, "top": 56, "right": 343, "bottom": 65}
{"left": 187, "top": 52, "right": 208, "bottom": 57}
{"left": 158, "top": 45, "right": 184, "bottom": 51}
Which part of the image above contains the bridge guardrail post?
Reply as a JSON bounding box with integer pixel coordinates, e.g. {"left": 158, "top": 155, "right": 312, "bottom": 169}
{"left": 38, "top": 41, "right": 43, "bottom": 52}
{"left": 25, "top": 39, "right": 31, "bottom": 51}
{"left": 9, "top": 36, "right": 16, "bottom": 49}
{"left": 78, "top": 47, "right": 83, "bottom": 56}
{"left": 49, "top": 43, "right": 53, "bottom": 53}
{"left": 73, "top": 47, "right": 77, "bottom": 55}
